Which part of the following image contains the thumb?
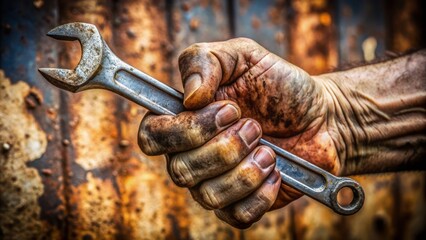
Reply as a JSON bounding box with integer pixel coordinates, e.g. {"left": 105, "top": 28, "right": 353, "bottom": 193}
{"left": 178, "top": 38, "right": 267, "bottom": 110}
{"left": 178, "top": 43, "right": 222, "bottom": 109}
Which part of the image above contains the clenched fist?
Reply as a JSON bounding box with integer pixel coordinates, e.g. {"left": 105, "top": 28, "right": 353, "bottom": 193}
{"left": 138, "top": 38, "right": 341, "bottom": 228}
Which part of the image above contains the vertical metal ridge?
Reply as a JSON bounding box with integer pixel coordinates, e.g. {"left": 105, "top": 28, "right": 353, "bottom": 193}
{"left": 59, "top": 91, "right": 72, "bottom": 240}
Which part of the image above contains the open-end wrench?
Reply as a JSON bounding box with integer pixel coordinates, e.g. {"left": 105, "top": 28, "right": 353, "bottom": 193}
{"left": 39, "top": 22, "right": 364, "bottom": 215}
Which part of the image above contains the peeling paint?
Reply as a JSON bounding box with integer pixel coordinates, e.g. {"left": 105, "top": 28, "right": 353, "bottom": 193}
{"left": 0, "top": 70, "right": 48, "bottom": 239}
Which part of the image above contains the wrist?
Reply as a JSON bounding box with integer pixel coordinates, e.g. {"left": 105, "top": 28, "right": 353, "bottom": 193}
{"left": 314, "top": 51, "right": 426, "bottom": 175}
{"left": 311, "top": 75, "right": 360, "bottom": 176}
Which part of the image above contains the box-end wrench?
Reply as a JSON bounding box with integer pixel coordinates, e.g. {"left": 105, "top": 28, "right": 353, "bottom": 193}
{"left": 39, "top": 22, "right": 364, "bottom": 215}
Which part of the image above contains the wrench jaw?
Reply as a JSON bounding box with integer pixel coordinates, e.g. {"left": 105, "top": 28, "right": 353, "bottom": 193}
{"left": 39, "top": 68, "right": 83, "bottom": 92}
{"left": 39, "top": 22, "right": 104, "bottom": 93}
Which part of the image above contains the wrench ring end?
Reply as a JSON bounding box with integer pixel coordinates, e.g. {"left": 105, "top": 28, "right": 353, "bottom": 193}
{"left": 330, "top": 178, "right": 364, "bottom": 215}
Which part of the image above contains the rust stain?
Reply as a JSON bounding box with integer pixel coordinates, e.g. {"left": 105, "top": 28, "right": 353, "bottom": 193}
{"left": 251, "top": 15, "right": 261, "bottom": 30}
{"left": 293, "top": 197, "right": 341, "bottom": 240}
{"left": 68, "top": 173, "right": 120, "bottom": 239}
{"left": 397, "top": 172, "right": 426, "bottom": 239}
{"left": 289, "top": 0, "right": 337, "bottom": 74}
{"left": 242, "top": 208, "right": 293, "bottom": 240}
{"left": 186, "top": 199, "right": 241, "bottom": 239}
{"left": 25, "top": 87, "right": 43, "bottom": 109}
{"left": 114, "top": 0, "right": 171, "bottom": 84}
{"left": 0, "top": 70, "right": 48, "bottom": 239}
{"left": 389, "top": 0, "right": 424, "bottom": 52}
{"left": 58, "top": 0, "right": 122, "bottom": 238}
{"left": 71, "top": 91, "right": 118, "bottom": 170}
{"left": 344, "top": 175, "right": 396, "bottom": 239}
{"left": 119, "top": 157, "right": 168, "bottom": 239}
{"left": 189, "top": 17, "right": 201, "bottom": 31}
{"left": 33, "top": 0, "right": 44, "bottom": 9}
{"left": 114, "top": 1, "right": 192, "bottom": 239}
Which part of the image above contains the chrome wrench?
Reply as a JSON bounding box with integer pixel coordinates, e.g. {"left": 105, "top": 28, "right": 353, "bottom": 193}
{"left": 39, "top": 22, "right": 364, "bottom": 215}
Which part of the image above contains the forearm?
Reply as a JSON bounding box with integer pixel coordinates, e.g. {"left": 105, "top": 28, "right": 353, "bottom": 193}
{"left": 317, "top": 50, "right": 426, "bottom": 175}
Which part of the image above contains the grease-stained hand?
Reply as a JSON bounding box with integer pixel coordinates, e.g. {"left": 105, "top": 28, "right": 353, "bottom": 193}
{"left": 138, "top": 38, "right": 340, "bottom": 228}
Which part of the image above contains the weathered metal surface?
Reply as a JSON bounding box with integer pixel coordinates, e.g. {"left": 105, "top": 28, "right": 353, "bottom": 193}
{"left": 113, "top": 0, "right": 189, "bottom": 238}
{"left": 170, "top": 0, "right": 231, "bottom": 91}
{"left": 232, "top": 1, "right": 294, "bottom": 238}
{"left": 0, "top": 71, "right": 48, "bottom": 239}
{"left": 1, "top": 0, "right": 425, "bottom": 239}
{"left": 337, "top": 0, "right": 385, "bottom": 63}
{"left": 57, "top": 0, "right": 122, "bottom": 239}
{"left": 387, "top": 1, "right": 426, "bottom": 239}
{"left": 287, "top": 0, "right": 338, "bottom": 75}
{"left": 233, "top": 0, "right": 287, "bottom": 57}
{"left": 0, "top": 0, "right": 65, "bottom": 239}
{"left": 387, "top": 0, "right": 425, "bottom": 52}
{"left": 395, "top": 172, "right": 426, "bottom": 239}
{"left": 169, "top": 1, "right": 243, "bottom": 239}
{"left": 337, "top": 175, "right": 398, "bottom": 239}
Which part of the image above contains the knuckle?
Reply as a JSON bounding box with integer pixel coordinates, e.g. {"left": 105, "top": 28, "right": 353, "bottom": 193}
{"left": 169, "top": 156, "right": 195, "bottom": 188}
{"left": 138, "top": 129, "right": 160, "bottom": 156}
{"left": 234, "top": 208, "right": 257, "bottom": 224}
{"left": 189, "top": 42, "right": 210, "bottom": 51}
{"left": 234, "top": 37, "right": 258, "bottom": 47}
{"left": 256, "top": 189, "right": 273, "bottom": 206}
{"left": 215, "top": 138, "right": 240, "bottom": 165}
{"left": 179, "top": 43, "right": 209, "bottom": 63}
{"left": 234, "top": 190, "right": 271, "bottom": 224}
{"left": 137, "top": 134, "right": 154, "bottom": 155}
{"left": 200, "top": 184, "right": 222, "bottom": 209}
{"left": 138, "top": 116, "right": 161, "bottom": 155}
{"left": 184, "top": 127, "right": 206, "bottom": 148}
{"left": 237, "top": 164, "right": 260, "bottom": 189}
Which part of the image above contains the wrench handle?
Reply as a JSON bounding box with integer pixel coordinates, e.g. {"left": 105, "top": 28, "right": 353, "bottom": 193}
{"left": 96, "top": 54, "right": 364, "bottom": 215}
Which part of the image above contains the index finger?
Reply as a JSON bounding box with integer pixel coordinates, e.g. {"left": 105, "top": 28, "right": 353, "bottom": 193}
{"left": 138, "top": 100, "right": 241, "bottom": 155}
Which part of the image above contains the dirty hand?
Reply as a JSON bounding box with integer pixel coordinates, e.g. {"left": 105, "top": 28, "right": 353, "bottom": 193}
{"left": 138, "top": 38, "right": 340, "bottom": 228}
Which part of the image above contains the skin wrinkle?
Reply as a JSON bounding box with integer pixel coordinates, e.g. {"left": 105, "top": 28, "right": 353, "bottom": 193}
{"left": 209, "top": 50, "right": 235, "bottom": 84}
{"left": 206, "top": 51, "right": 225, "bottom": 91}
{"left": 203, "top": 150, "right": 270, "bottom": 206}
{"left": 200, "top": 185, "right": 220, "bottom": 209}
{"left": 291, "top": 78, "right": 317, "bottom": 126}
{"left": 217, "top": 59, "right": 319, "bottom": 137}
{"left": 330, "top": 79, "right": 368, "bottom": 146}
{"left": 324, "top": 79, "right": 372, "bottom": 170}
{"left": 139, "top": 101, "right": 238, "bottom": 155}
{"left": 168, "top": 119, "right": 256, "bottom": 188}
{"left": 322, "top": 50, "right": 426, "bottom": 175}
{"left": 227, "top": 52, "right": 243, "bottom": 81}
{"left": 318, "top": 79, "right": 353, "bottom": 172}
{"left": 215, "top": 171, "right": 280, "bottom": 228}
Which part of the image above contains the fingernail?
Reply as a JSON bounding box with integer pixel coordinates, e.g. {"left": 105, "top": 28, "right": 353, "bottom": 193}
{"left": 239, "top": 120, "right": 261, "bottom": 146}
{"left": 266, "top": 171, "right": 280, "bottom": 184}
{"left": 254, "top": 147, "right": 275, "bottom": 169}
{"left": 216, "top": 104, "right": 240, "bottom": 127}
{"left": 184, "top": 74, "right": 202, "bottom": 101}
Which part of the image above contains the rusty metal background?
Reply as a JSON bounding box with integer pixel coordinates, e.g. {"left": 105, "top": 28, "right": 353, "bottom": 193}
{"left": 1, "top": 0, "right": 425, "bottom": 239}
